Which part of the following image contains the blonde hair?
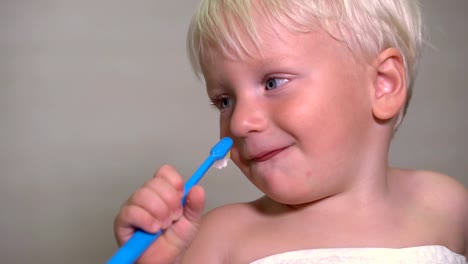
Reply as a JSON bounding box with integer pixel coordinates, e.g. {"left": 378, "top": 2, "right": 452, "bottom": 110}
{"left": 187, "top": 0, "right": 423, "bottom": 129}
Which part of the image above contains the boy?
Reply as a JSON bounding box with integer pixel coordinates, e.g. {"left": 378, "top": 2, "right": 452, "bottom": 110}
{"left": 115, "top": 0, "right": 468, "bottom": 263}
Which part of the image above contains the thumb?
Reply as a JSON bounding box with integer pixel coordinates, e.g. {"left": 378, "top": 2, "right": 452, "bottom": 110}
{"left": 182, "top": 185, "right": 206, "bottom": 223}
{"left": 162, "top": 186, "right": 205, "bottom": 250}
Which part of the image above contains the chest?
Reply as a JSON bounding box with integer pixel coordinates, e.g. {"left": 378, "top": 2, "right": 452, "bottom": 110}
{"left": 226, "top": 211, "right": 445, "bottom": 264}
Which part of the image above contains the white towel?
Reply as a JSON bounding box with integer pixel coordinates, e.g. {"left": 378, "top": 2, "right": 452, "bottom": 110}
{"left": 250, "top": 245, "right": 467, "bottom": 264}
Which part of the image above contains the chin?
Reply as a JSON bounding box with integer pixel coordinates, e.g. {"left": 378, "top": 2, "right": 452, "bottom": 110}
{"left": 261, "top": 184, "right": 312, "bottom": 204}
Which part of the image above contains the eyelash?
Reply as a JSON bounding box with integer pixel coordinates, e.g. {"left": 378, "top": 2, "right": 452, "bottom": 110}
{"left": 208, "top": 76, "right": 289, "bottom": 110}
{"left": 209, "top": 96, "right": 232, "bottom": 110}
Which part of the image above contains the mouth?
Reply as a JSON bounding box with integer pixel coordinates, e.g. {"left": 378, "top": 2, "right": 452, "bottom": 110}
{"left": 250, "top": 146, "right": 289, "bottom": 162}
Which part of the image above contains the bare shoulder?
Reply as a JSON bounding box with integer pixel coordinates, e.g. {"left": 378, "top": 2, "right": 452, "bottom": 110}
{"left": 391, "top": 168, "right": 468, "bottom": 255}
{"left": 393, "top": 169, "right": 467, "bottom": 213}
{"left": 182, "top": 197, "right": 267, "bottom": 263}
{"left": 199, "top": 202, "right": 259, "bottom": 238}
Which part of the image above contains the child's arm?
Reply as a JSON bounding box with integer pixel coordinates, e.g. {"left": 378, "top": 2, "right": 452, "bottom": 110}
{"left": 441, "top": 175, "right": 468, "bottom": 259}
{"left": 114, "top": 165, "right": 205, "bottom": 264}
{"left": 462, "top": 190, "right": 468, "bottom": 260}
{"left": 426, "top": 171, "right": 468, "bottom": 259}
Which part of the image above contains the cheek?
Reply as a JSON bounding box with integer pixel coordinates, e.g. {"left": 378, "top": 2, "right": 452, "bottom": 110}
{"left": 227, "top": 143, "right": 241, "bottom": 166}
{"left": 219, "top": 112, "right": 233, "bottom": 143}
{"left": 225, "top": 143, "right": 253, "bottom": 183}
{"left": 283, "top": 86, "right": 368, "bottom": 155}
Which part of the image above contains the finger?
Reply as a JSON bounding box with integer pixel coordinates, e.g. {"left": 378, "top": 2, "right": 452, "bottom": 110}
{"left": 128, "top": 187, "right": 175, "bottom": 228}
{"left": 153, "top": 165, "right": 184, "bottom": 192}
{"left": 115, "top": 204, "right": 159, "bottom": 245}
{"left": 163, "top": 186, "right": 206, "bottom": 248}
{"left": 145, "top": 177, "right": 184, "bottom": 220}
{"left": 182, "top": 185, "right": 205, "bottom": 223}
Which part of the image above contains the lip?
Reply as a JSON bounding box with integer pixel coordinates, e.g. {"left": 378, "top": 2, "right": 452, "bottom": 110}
{"left": 250, "top": 146, "right": 289, "bottom": 162}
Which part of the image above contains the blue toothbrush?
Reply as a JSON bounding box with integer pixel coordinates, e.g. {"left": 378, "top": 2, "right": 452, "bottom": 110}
{"left": 107, "top": 137, "right": 233, "bottom": 264}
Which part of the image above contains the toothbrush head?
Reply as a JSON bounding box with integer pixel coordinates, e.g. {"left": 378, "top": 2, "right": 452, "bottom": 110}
{"left": 213, "top": 151, "right": 230, "bottom": 169}
{"left": 210, "top": 137, "right": 233, "bottom": 160}
{"left": 210, "top": 137, "right": 233, "bottom": 169}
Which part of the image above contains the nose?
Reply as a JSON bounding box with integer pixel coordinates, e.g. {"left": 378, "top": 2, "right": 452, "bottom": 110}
{"left": 229, "top": 96, "right": 267, "bottom": 137}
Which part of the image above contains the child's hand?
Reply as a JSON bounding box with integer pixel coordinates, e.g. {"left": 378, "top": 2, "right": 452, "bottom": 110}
{"left": 114, "top": 165, "right": 205, "bottom": 264}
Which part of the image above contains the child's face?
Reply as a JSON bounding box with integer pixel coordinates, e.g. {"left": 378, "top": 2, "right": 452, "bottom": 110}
{"left": 202, "top": 19, "right": 377, "bottom": 205}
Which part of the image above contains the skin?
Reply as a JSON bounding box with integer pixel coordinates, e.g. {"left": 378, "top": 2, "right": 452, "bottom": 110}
{"left": 114, "top": 14, "right": 468, "bottom": 264}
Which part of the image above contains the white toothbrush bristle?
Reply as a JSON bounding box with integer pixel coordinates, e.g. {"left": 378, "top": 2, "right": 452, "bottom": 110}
{"left": 213, "top": 156, "right": 230, "bottom": 169}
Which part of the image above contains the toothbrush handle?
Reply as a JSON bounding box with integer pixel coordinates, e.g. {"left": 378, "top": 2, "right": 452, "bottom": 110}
{"left": 107, "top": 155, "right": 216, "bottom": 264}
{"left": 107, "top": 229, "right": 162, "bottom": 264}
{"left": 182, "top": 155, "right": 215, "bottom": 204}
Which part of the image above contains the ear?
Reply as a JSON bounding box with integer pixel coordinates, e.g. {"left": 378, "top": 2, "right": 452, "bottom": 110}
{"left": 372, "top": 48, "right": 407, "bottom": 121}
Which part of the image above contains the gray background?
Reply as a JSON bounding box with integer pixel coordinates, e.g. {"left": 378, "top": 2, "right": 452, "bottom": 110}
{"left": 0, "top": 1, "right": 466, "bottom": 263}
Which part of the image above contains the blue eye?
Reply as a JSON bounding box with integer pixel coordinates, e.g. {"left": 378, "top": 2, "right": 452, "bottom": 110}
{"left": 220, "top": 97, "right": 232, "bottom": 109}
{"left": 210, "top": 96, "right": 233, "bottom": 110}
{"left": 265, "top": 78, "right": 288, "bottom": 90}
